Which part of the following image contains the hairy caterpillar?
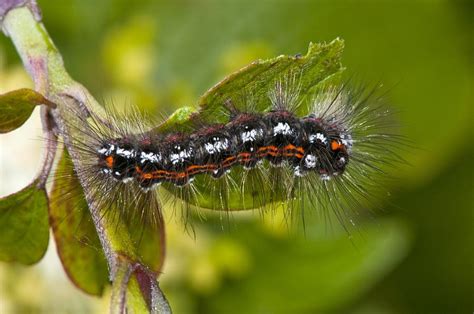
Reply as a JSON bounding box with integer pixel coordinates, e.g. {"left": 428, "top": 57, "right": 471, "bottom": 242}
{"left": 60, "top": 78, "right": 402, "bottom": 232}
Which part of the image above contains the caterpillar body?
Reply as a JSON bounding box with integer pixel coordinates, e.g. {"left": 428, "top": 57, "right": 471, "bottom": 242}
{"left": 98, "top": 102, "right": 350, "bottom": 188}
{"left": 63, "top": 80, "right": 401, "bottom": 230}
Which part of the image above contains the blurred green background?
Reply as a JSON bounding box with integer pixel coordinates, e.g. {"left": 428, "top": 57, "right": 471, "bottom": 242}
{"left": 0, "top": 0, "right": 472, "bottom": 313}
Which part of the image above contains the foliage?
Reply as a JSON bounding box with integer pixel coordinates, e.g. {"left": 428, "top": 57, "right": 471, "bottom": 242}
{"left": 0, "top": 180, "right": 49, "bottom": 264}
{"left": 0, "top": 88, "right": 54, "bottom": 133}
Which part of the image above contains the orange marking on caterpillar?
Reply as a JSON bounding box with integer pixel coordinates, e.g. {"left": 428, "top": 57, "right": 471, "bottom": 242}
{"left": 283, "top": 144, "right": 305, "bottom": 154}
{"left": 258, "top": 145, "right": 278, "bottom": 152}
{"left": 136, "top": 166, "right": 175, "bottom": 180}
{"left": 331, "top": 140, "right": 344, "bottom": 151}
{"left": 187, "top": 164, "right": 216, "bottom": 172}
{"left": 223, "top": 156, "right": 237, "bottom": 163}
{"left": 105, "top": 156, "right": 114, "bottom": 168}
{"left": 173, "top": 172, "right": 188, "bottom": 179}
{"left": 188, "top": 164, "right": 217, "bottom": 175}
{"left": 238, "top": 152, "right": 252, "bottom": 158}
{"left": 222, "top": 156, "right": 237, "bottom": 167}
{"left": 262, "top": 151, "right": 279, "bottom": 157}
{"left": 284, "top": 153, "right": 304, "bottom": 159}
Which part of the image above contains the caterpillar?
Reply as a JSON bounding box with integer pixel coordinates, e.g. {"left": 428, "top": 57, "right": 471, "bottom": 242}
{"left": 60, "top": 78, "right": 402, "bottom": 231}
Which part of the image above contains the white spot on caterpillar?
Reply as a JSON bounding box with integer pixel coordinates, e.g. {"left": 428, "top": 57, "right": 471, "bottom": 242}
{"left": 304, "top": 154, "right": 317, "bottom": 168}
{"left": 340, "top": 133, "right": 353, "bottom": 148}
{"left": 140, "top": 151, "right": 160, "bottom": 163}
{"left": 204, "top": 143, "right": 216, "bottom": 154}
{"left": 241, "top": 128, "right": 263, "bottom": 142}
{"left": 122, "top": 177, "right": 134, "bottom": 183}
{"left": 309, "top": 133, "right": 327, "bottom": 144}
{"left": 170, "top": 148, "right": 193, "bottom": 164}
{"left": 170, "top": 153, "right": 179, "bottom": 164}
{"left": 117, "top": 148, "right": 136, "bottom": 158}
{"left": 204, "top": 138, "right": 229, "bottom": 154}
{"left": 98, "top": 144, "right": 115, "bottom": 155}
{"left": 294, "top": 166, "right": 305, "bottom": 177}
{"left": 273, "top": 122, "right": 293, "bottom": 136}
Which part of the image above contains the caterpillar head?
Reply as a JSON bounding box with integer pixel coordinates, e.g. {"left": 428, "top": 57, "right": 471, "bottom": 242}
{"left": 97, "top": 141, "right": 136, "bottom": 181}
{"left": 298, "top": 116, "right": 351, "bottom": 179}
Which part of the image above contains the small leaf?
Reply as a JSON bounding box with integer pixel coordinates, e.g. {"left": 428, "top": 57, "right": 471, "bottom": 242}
{"left": 49, "top": 149, "right": 109, "bottom": 295}
{"left": 0, "top": 181, "right": 49, "bottom": 264}
{"left": 0, "top": 88, "right": 56, "bottom": 133}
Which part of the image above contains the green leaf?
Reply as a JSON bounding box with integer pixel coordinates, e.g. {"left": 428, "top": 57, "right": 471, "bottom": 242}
{"left": 158, "top": 39, "right": 343, "bottom": 133}
{"left": 0, "top": 181, "right": 49, "bottom": 264}
{"left": 50, "top": 150, "right": 109, "bottom": 296}
{"left": 157, "top": 39, "right": 344, "bottom": 210}
{"left": 197, "top": 39, "right": 344, "bottom": 122}
{"left": 0, "top": 88, "right": 55, "bottom": 133}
